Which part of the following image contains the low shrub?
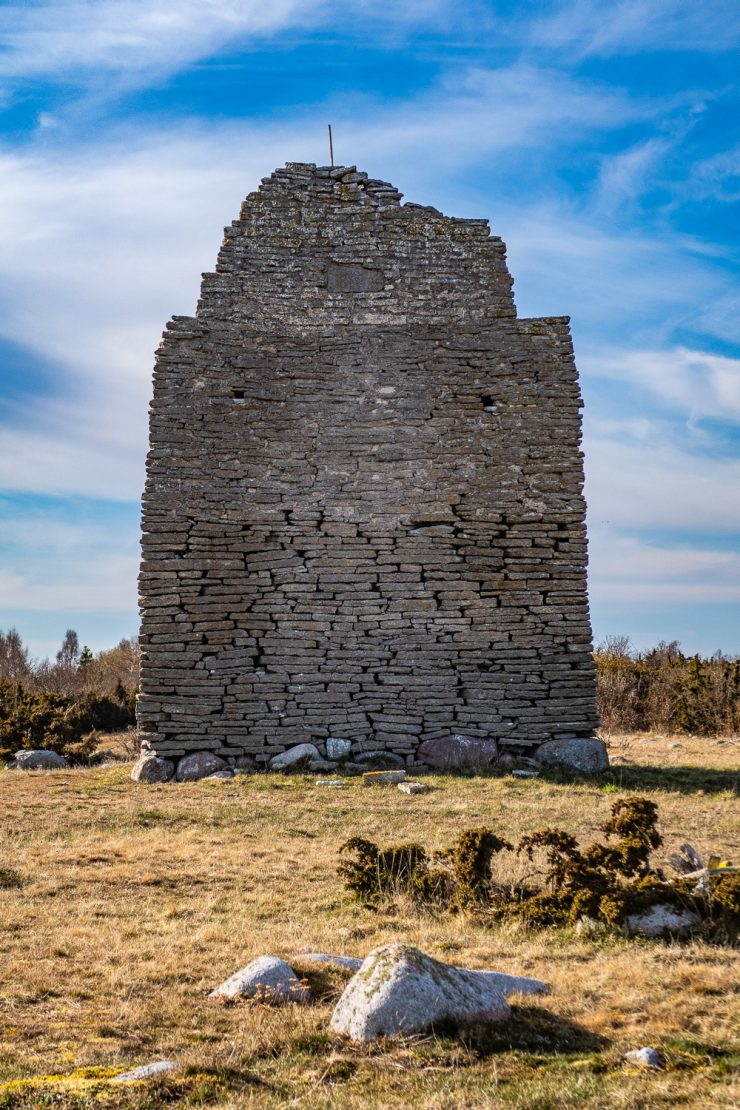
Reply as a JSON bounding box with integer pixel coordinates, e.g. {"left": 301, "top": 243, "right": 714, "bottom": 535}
{"left": 0, "top": 682, "right": 135, "bottom": 764}
{"left": 338, "top": 796, "right": 738, "bottom": 941}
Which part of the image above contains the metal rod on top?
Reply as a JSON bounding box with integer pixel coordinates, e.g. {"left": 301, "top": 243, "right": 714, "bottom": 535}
{"left": 328, "top": 124, "right": 334, "bottom": 168}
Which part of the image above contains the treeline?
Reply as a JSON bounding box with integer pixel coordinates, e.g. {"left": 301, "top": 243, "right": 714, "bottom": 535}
{"left": 595, "top": 638, "right": 740, "bottom": 736}
{"left": 0, "top": 628, "right": 138, "bottom": 762}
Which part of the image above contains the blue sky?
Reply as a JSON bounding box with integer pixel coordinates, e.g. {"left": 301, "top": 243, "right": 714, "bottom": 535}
{"left": 0, "top": 0, "right": 738, "bottom": 660}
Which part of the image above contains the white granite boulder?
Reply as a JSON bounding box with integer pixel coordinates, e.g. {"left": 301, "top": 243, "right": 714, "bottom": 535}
{"left": 13, "top": 749, "right": 68, "bottom": 770}
{"left": 176, "top": 752, "right": 228, "bottom": 781}
{"left": 417, "top": 734, "right": 498, "bottom": 769}
{"left": 330, "top": 945, "right": 512, "bottom": 1042}
{"left": 210, "top": 956, "right": 309, "bottom": 1002}
{"left": 304, "top": 951, "right": 546, "bottom": 998}
{"left": 131, "top": 755, "right": 175, "bottom": 783}
{"left": 269, "top": 743, "right": 320, "bottom": 771}
{"left": 624, "top": 904, "right": 701, "bottom": 938}
{"left": 535, "top": 737, "right": 609, "bottom": 774}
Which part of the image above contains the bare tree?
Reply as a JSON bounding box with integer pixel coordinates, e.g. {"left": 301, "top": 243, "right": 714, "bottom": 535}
{"left": 56, "top": 629, "right": 80, "bottom": 668}
{"left": 0, "top": 628, "right": 31, "bottom": 683}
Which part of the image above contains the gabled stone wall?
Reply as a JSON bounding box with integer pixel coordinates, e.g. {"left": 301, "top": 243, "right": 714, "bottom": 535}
{"left": 137, "top": 162, "right": 598, "bottom": 766}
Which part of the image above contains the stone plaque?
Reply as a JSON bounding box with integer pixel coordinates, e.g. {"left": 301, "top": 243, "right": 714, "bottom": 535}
{"left": 326, "top": 263, "right": 384, "bottom": 292}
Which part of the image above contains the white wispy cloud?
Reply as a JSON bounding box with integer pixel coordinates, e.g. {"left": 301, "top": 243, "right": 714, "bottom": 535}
{"left": 530, "top": 0, "right": 740, "bottom": 58}
{"left": 0, "top": 0, "right": 325, "bottom": 82}
{"left": 585, "top": 430, "right": 740, "bottom": 532}
{"left": 689, "top": 145, "right": 740, "bottom": 203}
{"left": 588, "top": 528, "right": 740, "bottom": 603}
{"left": 500, "top": 204, "right": 732, "bottom": 342}
{"left": 0, "top": 509, "right": 138, "bottom": 612}
{"left": 0, "top": 0, "right": 466, "bottom": 90}
{"left": 587, "top": 347, "right": 740, "bottom": 422}
{"left": 595, "top": 137, "right": 672, "bottom": 212}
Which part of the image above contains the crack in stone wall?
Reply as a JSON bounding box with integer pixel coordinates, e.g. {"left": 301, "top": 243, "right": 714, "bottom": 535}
{"left": 137, "top": 162, "right": 598, "bottom": 763}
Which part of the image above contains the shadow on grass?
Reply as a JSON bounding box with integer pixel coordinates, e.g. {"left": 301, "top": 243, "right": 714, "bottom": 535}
{"left": 445, "top": 763, "right": 738, "bottom": 795}
{"left": 442, "top": 1004, "right": 609, "bottom": 1060}
{"left": 602, "top": 764, "right": 738, "bottom": 795}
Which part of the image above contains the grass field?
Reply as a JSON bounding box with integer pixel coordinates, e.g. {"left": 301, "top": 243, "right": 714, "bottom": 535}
{"left": 1, "top": 732, "right": 738, "bottom": 1108}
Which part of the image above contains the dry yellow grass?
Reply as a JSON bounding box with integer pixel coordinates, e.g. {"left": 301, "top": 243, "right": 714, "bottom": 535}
{"left": 0, "top": 732, "right": 738, "bottom": 1108}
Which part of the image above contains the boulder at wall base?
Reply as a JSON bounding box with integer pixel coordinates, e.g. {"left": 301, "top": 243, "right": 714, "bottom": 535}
{"left": 417, "top": 734, "right": 498, "bottom": 769}
{"left": 176, "top": 752, "right": 228, "bottom": 782}
{"left": 210, "top": 956, "right": 309, "bottom": 1003}
{"left": 269, "top": 743, "right": 320, "bottom": 771}
{"left": 330, "top": 944, "right": 512, "bottom": 1042}
{"left": 535, "top": 737, "right": 609, "bottom": 774}
{"left": 624, "top": 904, "right": 702, "bottom": 938}
{"left": 13, "top": 749, "right": 69, "bottom": 770}
{"left": 326, "top": 737, "right": 352, "bottom": 761}
{"left": 354, "top": 751, "right": 406, "bottom": 770}
{"left": 131, "top": 755, "right": 175, "bottom": 783}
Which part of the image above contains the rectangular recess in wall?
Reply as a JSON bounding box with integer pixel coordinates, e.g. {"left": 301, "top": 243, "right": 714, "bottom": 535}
{"left": 326, "top": 263, "right": 384, "bottom": 293}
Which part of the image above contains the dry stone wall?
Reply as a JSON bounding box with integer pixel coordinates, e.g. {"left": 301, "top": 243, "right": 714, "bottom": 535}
{"left": 137, "top": 162, "right": 598, "bottom": 766}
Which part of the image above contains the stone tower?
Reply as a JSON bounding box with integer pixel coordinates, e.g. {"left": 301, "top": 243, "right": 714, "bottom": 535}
{"left": 137, "top": 162, "right": 598, "bottom": 772}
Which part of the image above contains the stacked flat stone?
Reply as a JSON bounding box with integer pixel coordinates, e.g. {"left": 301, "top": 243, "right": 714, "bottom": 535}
{"left": 137, "top": 163, "right": 598, "bottom": 767}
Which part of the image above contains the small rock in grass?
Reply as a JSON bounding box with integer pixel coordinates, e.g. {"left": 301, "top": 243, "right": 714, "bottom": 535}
{"left": 204, "top": 770, "right": 234, "bottom": 780}
{"left": 269, "top": 743, "right": 320, "bottom": 771}
{"left": 14, "top": 749, "right": 68, "bottom": 771}
{"left": 397, "top": 781, "right": 428, "bottom": 794}
{"left": 112, "top": 1060, "right": 180, "bottom": 1082}
{"left": 326, "top": 737, "right": 352, "bottom": 760}
{"left": 316, "top": 779, "right": 346, "bottom": 788}
{"left": 362, "top": 770, "right": 406, "bottom": 786}
{"left": 210, "top": 956, "right": 309, "bottom": 1003}
{"left": 330, "top": 944, "right": 512, "bottom": 1042}
{"left": 624, "top": 1047, "right": 663, "bottom": 1069}
{"left": 511, "top": 769, "right": 539, "bottom": 778}
{"left": 176, "top": 752, "right": 228, "bottom": 782}
{"left": 299, "top": 953, "right": 363, "bottom": 971}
